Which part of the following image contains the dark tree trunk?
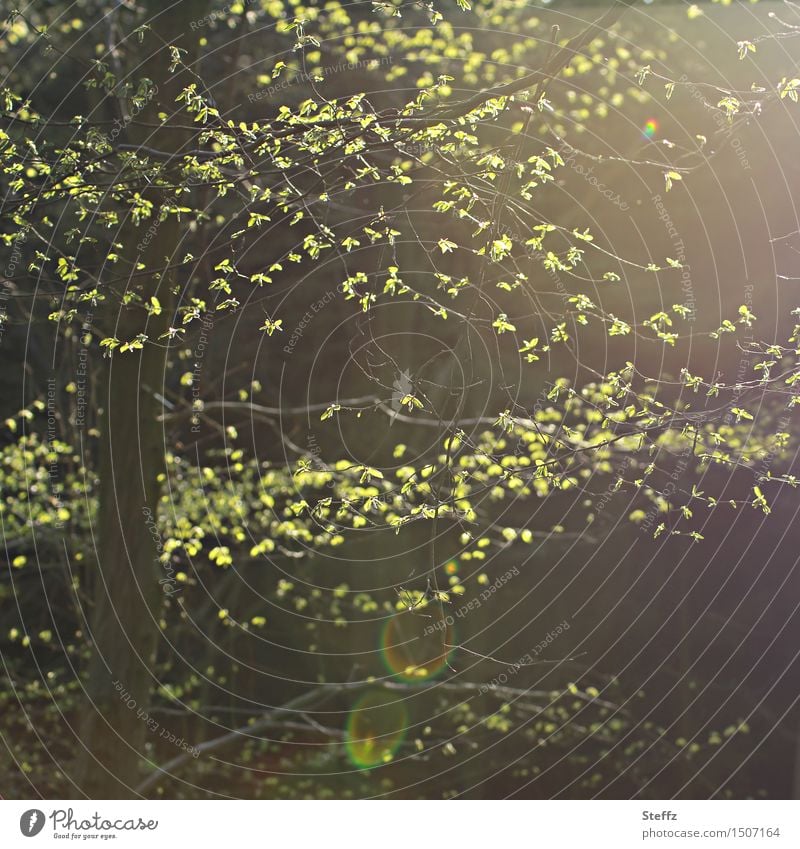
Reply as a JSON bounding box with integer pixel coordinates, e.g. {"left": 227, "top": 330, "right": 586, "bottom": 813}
{"left": 76, "top": 304, "right": 175, "bottom": 798}
{"left": 75, "top": 0, "right": 208, "bottom": 798}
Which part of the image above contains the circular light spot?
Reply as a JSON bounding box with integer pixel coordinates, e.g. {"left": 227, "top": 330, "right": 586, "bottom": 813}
{"left": 380, "top": 612, "right": 455, "bottom": 682}
{"left": 643, "top": 118, "right": 659, "bottom": 138}
{"left": 346, "top": 690, "right": 409, "bottom": 768}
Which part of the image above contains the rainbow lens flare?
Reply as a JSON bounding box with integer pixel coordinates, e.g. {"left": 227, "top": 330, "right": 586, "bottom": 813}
{"left": 643, "top": 118, "right": 659, "bottom": 139}
{"left": 345, "top": 690, "right": 409, "bottom": 769}
{"left": 380, "top": 613, "right": 455, "bottom": 682}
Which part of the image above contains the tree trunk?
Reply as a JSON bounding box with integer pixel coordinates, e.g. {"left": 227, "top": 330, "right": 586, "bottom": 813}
{"left": 75, "top": 0, "right": 208, "bottom": 798}
{"left": 76, "top": 305, "right": 174, "bottom": 798}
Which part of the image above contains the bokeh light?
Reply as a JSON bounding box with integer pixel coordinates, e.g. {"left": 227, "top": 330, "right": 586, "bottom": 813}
{"left": 345, "top": 690, "right": 409, "bottom": 769}
{"left": 643, "top": 118, "right": 659, "bottom": 138}
{"left": 444, "top": 559, "right": 459, "bottom": 576}
{"left": 380, "top": 612, "right": 455, "bottom": 682}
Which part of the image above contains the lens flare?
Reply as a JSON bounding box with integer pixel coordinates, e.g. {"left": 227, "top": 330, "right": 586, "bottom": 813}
{"left": 444, "top": 559, "right": 459, "bottom": 576}
{"left": 643, "top": 118, "right": 659, "bottom": 138}
{"left": 346, "top": 690, "right": 409, "bottom": 768}
{"left": 380, "top": 612, "right": 455, "bottom": 682}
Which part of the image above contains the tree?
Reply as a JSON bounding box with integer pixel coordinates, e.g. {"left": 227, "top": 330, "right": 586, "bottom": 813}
{"left": 71, "top": 0, "right": 212, "bottom": 799}
{"left": 2, "top": 0, "right": 799, "bottom": 797}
